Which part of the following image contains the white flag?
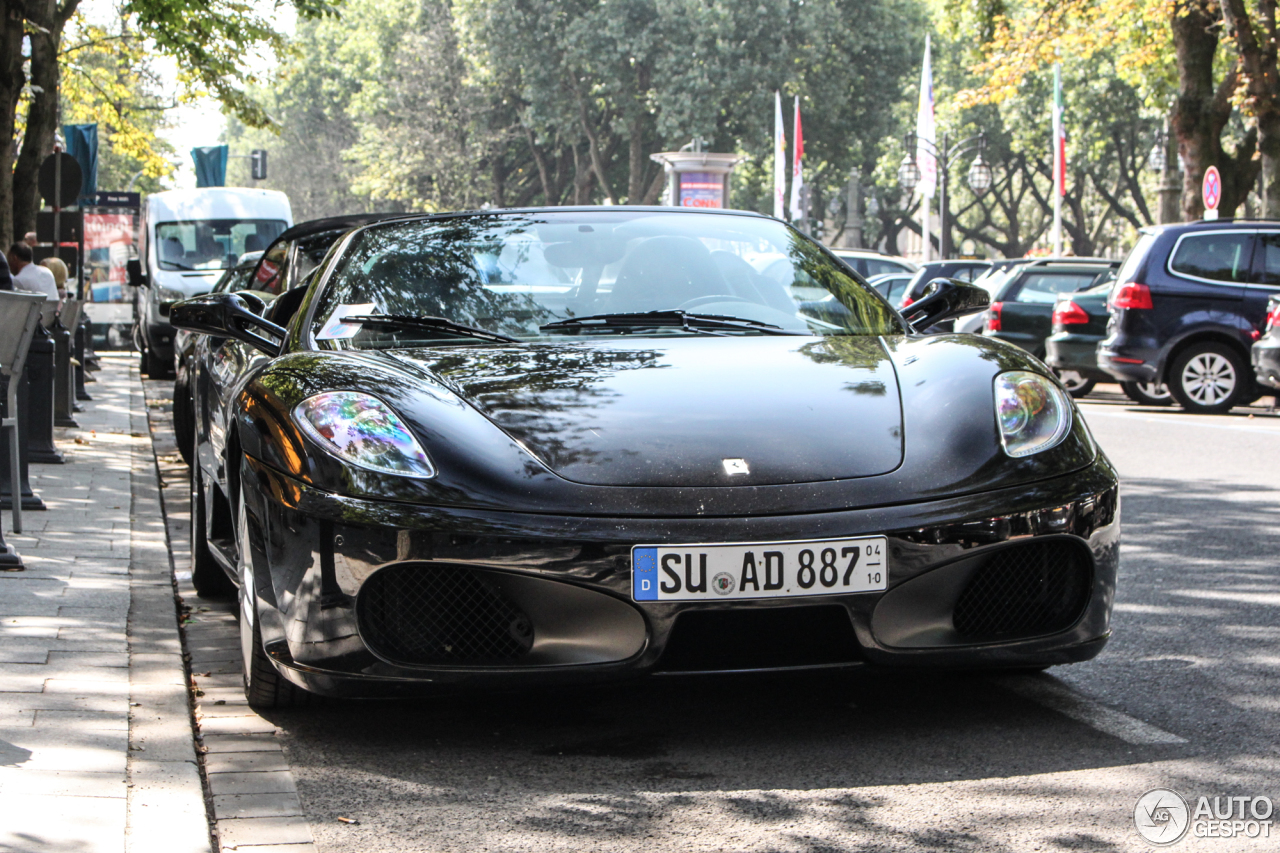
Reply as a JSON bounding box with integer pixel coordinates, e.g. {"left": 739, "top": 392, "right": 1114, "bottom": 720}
{"left": 916, "top": 35, "right": 937, "bottom": 200}
{"left": 773, "top": 92, "right": 786, "bottom": 219}
{"left": 788, "top": 96, "right": 805, "bottom": 221}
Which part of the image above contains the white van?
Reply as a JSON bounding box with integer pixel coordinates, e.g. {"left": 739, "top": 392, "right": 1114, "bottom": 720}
{"left": 128, "top": 188, "right": 292, "bottom": 376}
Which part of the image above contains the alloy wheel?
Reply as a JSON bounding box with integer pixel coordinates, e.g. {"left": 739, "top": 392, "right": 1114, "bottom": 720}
{"left": 1180, "top": 353, "right": 1236, "bottom": 406}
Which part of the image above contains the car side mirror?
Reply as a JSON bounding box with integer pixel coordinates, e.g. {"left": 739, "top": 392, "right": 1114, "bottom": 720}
{"left": 170, "top": 292, "right": 286, "bottom": 357}
{"left": 901, "top": 278, "right": 990, "bottom": 333}
{"left": 126, "top": 258, "right": 147, "bottom": 287}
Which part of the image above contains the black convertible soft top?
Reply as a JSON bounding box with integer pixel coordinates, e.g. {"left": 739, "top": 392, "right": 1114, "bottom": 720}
{"left": 273, "top": 212, "right": 408, "bottom": 245}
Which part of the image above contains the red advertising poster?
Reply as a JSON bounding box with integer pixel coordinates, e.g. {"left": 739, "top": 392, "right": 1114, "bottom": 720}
{"left": 679, "top": 172, "right": 724, "bottom": 208}
{"left": 84, "top": 212, "right": 136, "bottom": 304}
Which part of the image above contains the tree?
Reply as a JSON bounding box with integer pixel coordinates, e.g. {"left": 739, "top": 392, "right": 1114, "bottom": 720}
{"left": 950, "top": 0, "right": 1271, "bottom": 221}
{"left": 2, "top": 0, "right": 340, "bottom": 244}
{"left": 233, "top": 0, "right": 923, "bottom": 225}
{"left": 59, "top": 13, "right": 176, "bottom": 195}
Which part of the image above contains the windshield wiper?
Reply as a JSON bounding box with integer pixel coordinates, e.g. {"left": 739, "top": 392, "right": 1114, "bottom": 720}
{"left": 540, "top": 310, "right": 804, "bottom": 336}
{"left": 342, "top": 314, "right": 518, "bottom": 344}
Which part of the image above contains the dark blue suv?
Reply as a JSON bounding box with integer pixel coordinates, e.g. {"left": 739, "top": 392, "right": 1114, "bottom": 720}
{"left": 1097, "top": 221, "right": 1279, "bottom": 413}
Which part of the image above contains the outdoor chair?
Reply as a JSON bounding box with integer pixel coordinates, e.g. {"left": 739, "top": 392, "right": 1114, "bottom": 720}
{"left": 0, "top": 291, "right": 49, "bottom": 534}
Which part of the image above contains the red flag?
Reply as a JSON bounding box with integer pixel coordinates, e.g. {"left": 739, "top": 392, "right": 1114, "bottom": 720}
{"left": 789, "top": 97, "right": 805, "bottom": 221}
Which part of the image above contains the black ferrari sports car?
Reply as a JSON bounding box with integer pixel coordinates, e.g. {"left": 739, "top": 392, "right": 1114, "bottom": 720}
{"left": 172, "top": 207, "right": 1119, "bottom": 708}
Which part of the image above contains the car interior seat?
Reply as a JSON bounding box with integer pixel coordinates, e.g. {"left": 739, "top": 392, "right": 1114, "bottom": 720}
{"left": 608, "top": 236, "right": 727, "bottom": 313}
{"left": 162, "top": 238, "right": 185, "bottom": 265}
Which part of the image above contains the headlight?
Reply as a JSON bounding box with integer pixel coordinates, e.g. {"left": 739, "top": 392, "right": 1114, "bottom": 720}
{"left": 293, "top": 391, "right": 436, "bottom": 478}
{"left": 994, "top": 371, "right": 1072, "bottom": 457}
{"left": 156, "top": 285, "right": 188, "bottom": 304}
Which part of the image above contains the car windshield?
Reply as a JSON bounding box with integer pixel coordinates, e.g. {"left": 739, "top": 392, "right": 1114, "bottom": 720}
{"left": 155, "top": 219, "right": 288, "bottom": 271}
{"left": 310, "top": 211, "right": 903, "bottom": 347}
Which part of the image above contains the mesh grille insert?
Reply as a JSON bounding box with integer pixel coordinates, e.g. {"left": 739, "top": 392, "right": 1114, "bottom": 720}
{"left": 357, "top": 565, "right": 533, "bottom": 666}
{"left": 952, "top": 541, "right": 1091, "bottom": 642}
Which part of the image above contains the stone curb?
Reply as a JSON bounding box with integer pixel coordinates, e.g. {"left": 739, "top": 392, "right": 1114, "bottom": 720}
{"left": 127, "top": 361, "right": 215, "bottom": 853}
{"left": 140, "top": 377, "right": 317, "bottom": 853}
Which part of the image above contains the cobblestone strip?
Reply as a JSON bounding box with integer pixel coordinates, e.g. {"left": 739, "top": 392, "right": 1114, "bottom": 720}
{"left": 141, "top": 377, "right": 318, "bottom": 853}
{"left": 128, "top": 362, "right": 215, "bottom": 853}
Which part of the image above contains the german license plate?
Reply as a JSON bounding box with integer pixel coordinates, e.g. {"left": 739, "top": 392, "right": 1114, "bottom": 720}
{"left": 631, "top": 536, "right": 887, "bottom": 602}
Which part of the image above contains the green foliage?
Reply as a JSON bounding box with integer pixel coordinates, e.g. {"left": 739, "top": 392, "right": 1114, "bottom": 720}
{"left": 123, "top": 0, "right": 341, "bottom": 128}
{"left": 60, "top": 13, "right": 176, "bottom": 194}
{"left": 231, "top": 0, "right": 925, "bottom": 225}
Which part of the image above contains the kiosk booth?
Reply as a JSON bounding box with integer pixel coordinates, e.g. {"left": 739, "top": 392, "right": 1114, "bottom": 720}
{"left": 650, "top": 141, "right": 745, "bottom": 209}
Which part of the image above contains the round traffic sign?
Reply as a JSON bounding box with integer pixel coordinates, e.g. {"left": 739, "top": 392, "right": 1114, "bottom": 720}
{"left": 37, "top": 153, "right": 83, "bottom": 208}
{"left": 1202, "top": 165, "right": 1222, "bottom": 211}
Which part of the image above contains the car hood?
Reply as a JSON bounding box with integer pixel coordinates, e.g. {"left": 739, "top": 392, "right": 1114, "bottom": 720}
{"left": 385, "top": 336, "right": 903, "bottom": 488}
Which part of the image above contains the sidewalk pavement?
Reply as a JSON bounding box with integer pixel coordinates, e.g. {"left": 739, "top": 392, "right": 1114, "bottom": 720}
{"left": 141, "top": 378, "right": 317, "bottom": 853}
{"left": 0, "top": 355, "right": 211, "bottom": 853}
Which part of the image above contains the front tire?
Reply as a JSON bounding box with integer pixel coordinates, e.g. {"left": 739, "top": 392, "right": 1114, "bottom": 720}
{"left": 236, "top": 489, "right": 311, "bottom": 709}
{"left": 1054, "top": 369, "right": 1096, "bottom": 399}
{"left": 1168, "top": 343, "right": 1247, "bottom": 414}
{"left": 173, "top": 375, "right": 193, "bottom": 466}
{"left": 190, "top": 451, "right": 235, "bottom": 598}
{"left": 143, "top": 345, "right": 169, "bottom": 379}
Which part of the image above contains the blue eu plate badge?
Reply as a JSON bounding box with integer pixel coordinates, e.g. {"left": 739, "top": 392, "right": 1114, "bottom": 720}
{"left": 632, "top": 547, "right": 659, "bottom": 600}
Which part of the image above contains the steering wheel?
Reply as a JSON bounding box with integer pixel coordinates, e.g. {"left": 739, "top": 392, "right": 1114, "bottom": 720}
{"left": 676, "top": 294, "right": 756, "bottom": 311}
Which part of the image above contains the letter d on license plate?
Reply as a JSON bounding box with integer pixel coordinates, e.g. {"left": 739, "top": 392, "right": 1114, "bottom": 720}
{"left": 631, "top": 536, "right": 887, "bottom": 602}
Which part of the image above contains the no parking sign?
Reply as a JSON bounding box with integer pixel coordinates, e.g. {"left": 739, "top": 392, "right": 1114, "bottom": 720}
{"left": 1203, "top": 166, "right": 1221, "bottom": 220}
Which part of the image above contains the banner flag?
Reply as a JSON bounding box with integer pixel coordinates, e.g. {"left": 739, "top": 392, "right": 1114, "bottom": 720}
{"left": 773, "top": 92, "right": 786, "bottom": 219}
{"left": 916, "top": 35, "right": 937, "bottom": 200}
{"left": 789, "top": 96, "right": 805, "bottom": 221}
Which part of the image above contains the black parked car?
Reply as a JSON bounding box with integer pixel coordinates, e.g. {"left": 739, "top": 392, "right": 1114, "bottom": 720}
{"left": 900, "top": 259, "right": 992, "bottom": 306}
{"left": 1098, "top": 221, "right": 1280, "bottom": 413}
{"left": 173, "top": 215, "right": 397, "bottom": 466}
{"left": 1045, "top": 284, "right": 1172, "bottom": 404}
{"left": 982, "top": 259, "right": 1119, "bottom": 364}
{"left": 1250, "top": 293, "right": 1280, "bottom": 395}
{"left": 173, "top": 251, "right": 263, "bottom": 464}
{"left": 171, "top": 207, "right": 1118, "bottom": 707}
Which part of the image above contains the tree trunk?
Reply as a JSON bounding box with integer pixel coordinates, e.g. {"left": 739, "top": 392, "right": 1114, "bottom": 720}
{"left": 0, "top": 0, "right": 29, "bottom": 246}
{"left": 1218, "top": 0, "right": 1280, "bottom": 215}
{"left": 524, "top": 128, "right": 554, "bottom": 204}
{"left": 1171, "top": 0, "right": 1258, "bottom": 219}
{"left": 576, "top": 94, "right": 616, "bottom": 205}
{"left": 12, "top": 0, "right": 78, "bottom": 241}
{"left": 627, "top": 112, "right": 647, "bottom": 204}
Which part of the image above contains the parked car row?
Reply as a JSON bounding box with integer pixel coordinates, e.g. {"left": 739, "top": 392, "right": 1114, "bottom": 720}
{"left": 1098, "top": 220, "right": 1280, "bottom": 413}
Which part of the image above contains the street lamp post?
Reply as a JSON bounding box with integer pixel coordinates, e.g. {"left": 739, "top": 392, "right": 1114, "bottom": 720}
{"left": 899, "top": 132, "right": 991, "bottom": 259}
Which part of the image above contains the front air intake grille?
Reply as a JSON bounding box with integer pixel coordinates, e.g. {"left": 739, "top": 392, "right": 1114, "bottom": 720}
{"left": 952, "top": 540, "right": 1091, "bottom": 642}
{"left": 357, "top": 564, "right": 534, "bottom": 666}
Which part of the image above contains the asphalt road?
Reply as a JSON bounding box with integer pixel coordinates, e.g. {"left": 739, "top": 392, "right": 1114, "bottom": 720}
{"left": 248, "top": 386, "right": 1280, "bottom": 852}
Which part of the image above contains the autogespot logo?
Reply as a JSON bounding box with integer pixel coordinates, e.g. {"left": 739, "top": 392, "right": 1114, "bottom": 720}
{"left": 1135, "top": 789, "right": 1190, "bottom": 845}
{"left": 1135, "top": 789, "right": 1276, "bottom": 844}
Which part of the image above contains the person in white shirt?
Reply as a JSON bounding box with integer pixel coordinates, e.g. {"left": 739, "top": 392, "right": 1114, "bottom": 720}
{"left": 7, "top": 242, "right": 59, "bottom": 302}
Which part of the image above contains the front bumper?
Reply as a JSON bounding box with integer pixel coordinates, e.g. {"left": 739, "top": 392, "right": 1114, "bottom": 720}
{"left": 1097, "top": 315, "right": 1161, "bottom": 383}
{"left": 1251, "top": 336, "right": 1280, "bottom": 390}
{"left": 240, "top": 455, "right": 1121, "bottom": 697}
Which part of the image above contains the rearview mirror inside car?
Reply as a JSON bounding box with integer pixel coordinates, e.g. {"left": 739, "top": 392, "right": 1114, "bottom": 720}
{"left": 169, "top": 292, "right": 286, "bottom": 357}
{"left": 901, "top": 278, "right": 990, "bottom": 333}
